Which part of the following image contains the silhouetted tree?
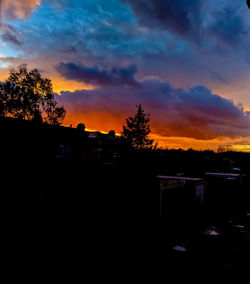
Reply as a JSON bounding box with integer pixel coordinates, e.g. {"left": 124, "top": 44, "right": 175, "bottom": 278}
{"left": 76, "top": 123, "right": 86, "bottom": 132}
{"left": 0, "top": 81, "right": 9, "bottom": 117}
{"left": 122, "top": 104, "right": 154, "bottom": 150}
{"left": 108, "top": 130, "right": 115, "bottom": 137}
{"left": 248, "top": 0, "right": 250, "bottom": 9}
{"left": 0, "top": 64, "right": 66, "bottom": 125}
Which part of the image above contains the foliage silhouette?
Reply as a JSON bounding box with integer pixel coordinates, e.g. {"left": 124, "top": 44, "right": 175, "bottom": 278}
{"left": 108, "top": 130, "right": 116, "bottom": 137}
{"left": 0, "top": 64, "right": 66, "bottom": 125}
{"left": 122, "top": 104, "right": 154, "bottom": 150}
{"left": 76, "top": 123, "right": 86, "bottom": 132}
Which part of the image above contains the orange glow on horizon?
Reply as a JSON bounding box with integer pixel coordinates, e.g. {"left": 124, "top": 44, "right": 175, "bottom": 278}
{"left": 53, "top": 79, "right": 94, "bottom": 94}
{"left": 149, "top": 133, "right": 223, "bottom": 151}
{"left": 62, "top": 112, "right": 250, "bottom": 151}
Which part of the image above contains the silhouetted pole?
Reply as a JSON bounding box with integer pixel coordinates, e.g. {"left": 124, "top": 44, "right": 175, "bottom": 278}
{"left": 248, "top": 0, "right": 250, "bottom": 9}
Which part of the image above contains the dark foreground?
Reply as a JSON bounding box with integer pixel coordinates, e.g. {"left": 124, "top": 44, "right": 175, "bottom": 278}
{"left": 3, "top": 163, "right": 249, "bottom": 284}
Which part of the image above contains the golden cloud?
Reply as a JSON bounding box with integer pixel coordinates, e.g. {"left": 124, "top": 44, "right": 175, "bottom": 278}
{"left": 1, "top": 0, "right": 40, "bottom": 19}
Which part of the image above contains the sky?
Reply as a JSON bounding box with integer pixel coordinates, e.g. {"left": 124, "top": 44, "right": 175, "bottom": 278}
{"left": 1, "top": 0, "right": 250, "bottom": 150}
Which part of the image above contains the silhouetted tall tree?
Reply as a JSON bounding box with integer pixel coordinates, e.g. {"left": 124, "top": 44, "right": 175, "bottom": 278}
{"left": 0, "top": 64, "right": 66, "bottom": 125}
{"left": 122, "top": 104, "right": 154, "bottom": 150}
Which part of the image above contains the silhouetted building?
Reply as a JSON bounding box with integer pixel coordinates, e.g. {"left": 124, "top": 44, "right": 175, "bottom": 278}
{"left": 204, "top": 172, "right": 244, "bottom": 215}
{"left": 157, "top": 176, "right": 207, "bottom": 222}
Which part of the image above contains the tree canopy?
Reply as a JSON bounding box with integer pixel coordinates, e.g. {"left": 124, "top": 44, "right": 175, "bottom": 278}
{"left": 0, "top": 64, "right": 66, "bottom": 125}
{"left": 122, "top": 104, "right": 154, "bottom": 150}
{"left": 76, "top": 123, "right": 86, "bottom": 132}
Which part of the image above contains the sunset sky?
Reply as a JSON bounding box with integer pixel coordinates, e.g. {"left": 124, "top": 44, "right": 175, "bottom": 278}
{"left": 1, "top": 0, "right": 250, "bottom": 150}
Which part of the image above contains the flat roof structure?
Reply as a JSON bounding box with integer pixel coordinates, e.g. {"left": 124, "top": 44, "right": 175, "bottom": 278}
{"left": 157, "top": 175, "right": 204, "bottom": 182}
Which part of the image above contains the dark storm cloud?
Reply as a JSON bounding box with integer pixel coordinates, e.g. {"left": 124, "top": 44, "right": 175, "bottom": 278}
{"left": 56, "top": 62, "right": 139, "bottom": 87}
{"left": 55, "top": 78, "right": 250, "bottom": 140}
{"left": 207, "top": 6, "right": 247, "bottom": 46}
{"left": 124, "top": 0, "right": 249, "bottom": 46}
{"left": 0, "top": 24, "right": 21, "bottom": 46}
{"left": 123, "top": 0, "right": 202, "bottom": 38}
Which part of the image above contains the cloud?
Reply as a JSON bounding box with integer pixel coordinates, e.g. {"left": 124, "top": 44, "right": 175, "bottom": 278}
{"left": 55, "top": 77, "right": 250, "bottom": 141}
{"left": 0, "top": 24, "right": 21, "bottom": 45}
{"left": 206, "top": 6, "right": 247, "bottom": 46}
{"left": 1, "top": 0, "right": 40, "bottom": 20}
{"left": 124, "top": 0, "right": 249, "bottom": 47}
{"left": 56, "top": 62, "right": 139, "bottom": 87}
{"left": 123, "top": 0, "right": 202, "bottom": 39}
{"left": 2, "top": 0, "right": 250, "bottom": 122}
{"left": 5, "top": 0, "right": 249, "bottom": 91}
